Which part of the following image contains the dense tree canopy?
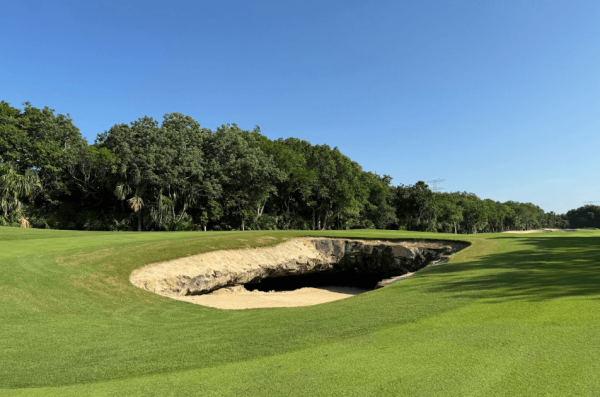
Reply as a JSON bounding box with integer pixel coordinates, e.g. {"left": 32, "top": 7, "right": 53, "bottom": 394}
{"left": 0, "top": 101, "right": 576, "bottom": 232}
{"left": 565, "top": 205, "right": 600, "bottom": 229}
{"left": 0, "top": 101, "right": 85, "bottom": 202}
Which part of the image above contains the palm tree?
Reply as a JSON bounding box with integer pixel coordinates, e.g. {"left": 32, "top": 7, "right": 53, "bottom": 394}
{"left": 0, "top": 162, "right": 42, "bottom": 227}
{"left": 149, "top": 192, "right": 174, "bottom": 231}
{"left": 128, "top": 196, "right": 144, "bottom": 232}
{"left": 114, "top": 184, "right": 144, "bottom": 231}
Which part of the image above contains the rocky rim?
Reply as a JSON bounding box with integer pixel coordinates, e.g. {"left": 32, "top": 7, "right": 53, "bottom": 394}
{"left": 130, "top": 238, "right": 469, "bottom": 299}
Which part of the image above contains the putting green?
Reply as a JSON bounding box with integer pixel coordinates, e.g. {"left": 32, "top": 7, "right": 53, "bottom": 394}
{"left": 2, "top": 227, "right": 600, "bottom": 396}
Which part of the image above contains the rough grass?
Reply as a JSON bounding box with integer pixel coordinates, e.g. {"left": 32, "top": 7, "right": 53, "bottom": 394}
{"left": 2, "top": 227, "right": 600, "bottom": 396}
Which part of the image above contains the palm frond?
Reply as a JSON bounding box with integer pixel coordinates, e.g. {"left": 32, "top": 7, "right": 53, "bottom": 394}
{"left": 127, "top": 196, "right": 144, "bottom": 213}
{"left": 114, "top": 184, "right": 132, "bottom": 200}
{"left": 18, "top": 217, "right": 31, "bottom": 228}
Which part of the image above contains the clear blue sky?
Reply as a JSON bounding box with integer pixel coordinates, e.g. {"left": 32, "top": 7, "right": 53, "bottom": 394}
{"left": 2, "top": 0, "right": 599, "bottom": 214}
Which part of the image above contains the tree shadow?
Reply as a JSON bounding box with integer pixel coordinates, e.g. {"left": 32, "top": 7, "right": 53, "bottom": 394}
{"left": 426, "top": 234, "right": 600, "bottom": 302}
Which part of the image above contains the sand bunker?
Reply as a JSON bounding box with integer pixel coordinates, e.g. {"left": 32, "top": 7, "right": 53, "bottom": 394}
{"left": 131, "top": 237, "right": 467, "bottom": 310}
{"left": 503, "top": 229, "right": 581, "bottom": 234}
{"left": 180, "top": 285, "right": 369, "bottom": 309}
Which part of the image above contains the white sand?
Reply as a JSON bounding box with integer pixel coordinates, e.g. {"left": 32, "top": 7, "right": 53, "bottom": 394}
{"left": 180, "top": 285, "right": 369, "bottom": 309}
{"left": 503, "top": 229, "right": 580, "bottom": 234}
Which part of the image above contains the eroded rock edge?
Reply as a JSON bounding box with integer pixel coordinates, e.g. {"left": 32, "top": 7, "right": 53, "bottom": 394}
{"left": 131, "top": 238, "right": 468, "bottom": 298}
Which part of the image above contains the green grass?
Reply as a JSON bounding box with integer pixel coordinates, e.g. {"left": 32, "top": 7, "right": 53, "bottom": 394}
{"left": 2, "top": 227, "right": 600, "bottom": 396}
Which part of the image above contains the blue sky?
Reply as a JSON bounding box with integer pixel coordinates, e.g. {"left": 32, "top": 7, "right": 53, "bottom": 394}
{"left": 2, "top": 0, "right": 599, "bottom": 213}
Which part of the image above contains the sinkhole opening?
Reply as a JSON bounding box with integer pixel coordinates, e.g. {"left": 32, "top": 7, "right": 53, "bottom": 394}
{"left": 243, "top": 271, "right": 401, "bottom": 292}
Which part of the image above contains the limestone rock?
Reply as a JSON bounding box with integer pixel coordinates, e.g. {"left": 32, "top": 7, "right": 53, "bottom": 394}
{"left": 130, "top": 238, "right": 467, "bottom": 298}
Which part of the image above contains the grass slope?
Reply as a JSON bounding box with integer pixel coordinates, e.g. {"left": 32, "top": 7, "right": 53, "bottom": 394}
{"left": 1, "top": 227, "right": 600, "bottom": 396}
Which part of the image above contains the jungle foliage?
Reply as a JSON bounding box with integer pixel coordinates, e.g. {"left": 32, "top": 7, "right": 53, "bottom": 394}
{"left": 565, "top": 205, "right": 600, "bottom": 229}
{"left": 0, "top": 101, "right": 571, "bottom": 233}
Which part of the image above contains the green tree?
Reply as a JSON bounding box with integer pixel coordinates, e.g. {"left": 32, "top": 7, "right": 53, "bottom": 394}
{"left": 458, "top": 193, "right": 487, "bottom": 234}
{"left": 435, "top": 193, "right": 463, "bottom": 234}
{"left": 566, "top": 205, "right": 600, "bottom": 229}
{"left": 0, "top": 101, "right": 86, "bottom": 201}
{"left": 362, "top": 173, "right": 397, "bottom": 229}
{"left": 257, "top": 137, "right": 316, "bottom": 229}
{"left": 208, "top": 124, "right": 284, "bottom": 231}
{"left": 66, "top": 145, "right": 116, "bottom": 205}
{"left": 0, "top": 161, "right": 42, "bottom": 226}
{"left": 392, "top": 182, "right": 439, "bottom": 232}
{"left": 302, "top": 145, "right": 367, "bottom": 230}
{"left": 103, "top": 113, "right": 208, "bottom": 231}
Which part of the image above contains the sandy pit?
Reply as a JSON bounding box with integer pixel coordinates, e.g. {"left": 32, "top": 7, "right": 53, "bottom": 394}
{"left": 180, "top": 285, "right": 370, "bottom": 309}
{"left": 503, "top": 229, "right": 580, "bottom": 234}
{"left": 131, "top": 237, "right": 466, "bottom": 310}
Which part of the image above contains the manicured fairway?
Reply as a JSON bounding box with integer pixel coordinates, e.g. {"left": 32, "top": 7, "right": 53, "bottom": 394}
{"left": 2, "top": 227, "right": 600, "bottom": 396}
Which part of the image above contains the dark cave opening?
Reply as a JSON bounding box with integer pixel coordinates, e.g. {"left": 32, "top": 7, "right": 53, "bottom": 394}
{"left": 244, "top": 270, "right": 401, "bottom": 292}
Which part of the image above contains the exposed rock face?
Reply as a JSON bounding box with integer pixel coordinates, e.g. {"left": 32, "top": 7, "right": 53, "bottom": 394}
{"left": 131, "top": 238, "right": 468, "bottom": 298}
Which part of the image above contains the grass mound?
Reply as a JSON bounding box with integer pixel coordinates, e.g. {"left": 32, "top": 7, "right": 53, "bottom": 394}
{"left": 2, "top": 227, "right": 600, "bottom": 396}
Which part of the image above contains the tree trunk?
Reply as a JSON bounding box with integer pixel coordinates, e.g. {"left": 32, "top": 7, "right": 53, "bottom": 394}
{"left": 203, "top": 225, "right": 206, "bottom": 232}
{"left": 137, "top": 210, "right": 142, "bottom": 232}
{"left": 254, "top": 202, "right": 267, "bottom": 230}
{"left": 241, "top": 217, "right": 245, "bottom": 231}
{"left": 454, "top": 222, "right": 457, "bottom": 234}
{"left": 311, "top": 209, "right": 316, "bottom": 230}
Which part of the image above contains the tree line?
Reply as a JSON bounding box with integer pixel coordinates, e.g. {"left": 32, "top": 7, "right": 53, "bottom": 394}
{"left": 565, "top": 205, "right": 600, "bottom": 229}
{"left": 0, "top": 101, "right": 585, "bottom": 233}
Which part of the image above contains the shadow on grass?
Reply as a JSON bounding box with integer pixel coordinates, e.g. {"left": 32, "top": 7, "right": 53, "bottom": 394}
{"left": 427, "top": 234, "right": 600, "bottom": 302}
